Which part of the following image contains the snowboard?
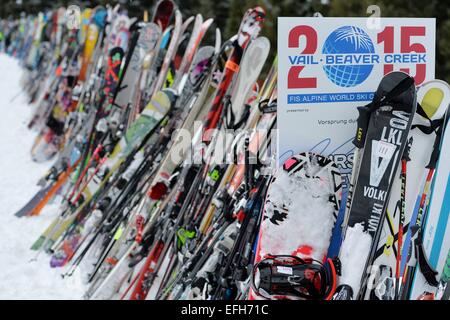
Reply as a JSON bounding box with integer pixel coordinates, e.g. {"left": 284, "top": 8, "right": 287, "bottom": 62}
{"left": 249, "top": 152, "right": 342, "bottom": 300}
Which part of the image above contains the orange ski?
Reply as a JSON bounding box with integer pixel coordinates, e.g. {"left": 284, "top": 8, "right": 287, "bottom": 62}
{"left": 29, "top": 159, "right": 80, "bottom": 216}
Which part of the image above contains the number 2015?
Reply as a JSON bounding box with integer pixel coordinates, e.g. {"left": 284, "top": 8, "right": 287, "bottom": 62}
{"left": 287, "top": 25, "right": 427, "bottom": 89}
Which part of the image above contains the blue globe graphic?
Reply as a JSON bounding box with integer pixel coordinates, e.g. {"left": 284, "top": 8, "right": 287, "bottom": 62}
{"left": 322, "top": 26, "right": 375, "bottom": 87}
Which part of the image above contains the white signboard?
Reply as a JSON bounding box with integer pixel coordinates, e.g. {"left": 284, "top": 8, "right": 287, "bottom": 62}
{"left": 278, "top": 17, "right": 435, "bottom": 184}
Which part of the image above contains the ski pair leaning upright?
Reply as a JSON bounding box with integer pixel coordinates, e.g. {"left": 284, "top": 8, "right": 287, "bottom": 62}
{"left": 335, "top": 72, "right": 426, "bottom": 300}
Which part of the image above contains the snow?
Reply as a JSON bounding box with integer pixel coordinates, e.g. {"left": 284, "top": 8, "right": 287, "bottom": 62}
{"left": 338, "top": 223, "right": 372, "bottom": 298}
{"left": 261, "top": 158, "right": 336, "bottom": 261}
{"left": 0, "top": 54, "right": 86, "bottom": 299}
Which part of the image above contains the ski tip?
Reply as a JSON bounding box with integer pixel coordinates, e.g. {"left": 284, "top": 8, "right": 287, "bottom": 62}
{"left": 376, "top": 71, "right": 416, "bottom": 113}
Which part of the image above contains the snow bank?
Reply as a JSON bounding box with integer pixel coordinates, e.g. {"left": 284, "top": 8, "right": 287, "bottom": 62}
{"left": 0, "top": 54, "right": 86, "bottom": 299}
{"left": 261, "top": 159, "right": 335, "bottom": 261}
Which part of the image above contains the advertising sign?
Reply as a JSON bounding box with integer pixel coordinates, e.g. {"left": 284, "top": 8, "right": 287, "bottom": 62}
{"left": 278, "top": 17, "right": 435, "bottom": 186}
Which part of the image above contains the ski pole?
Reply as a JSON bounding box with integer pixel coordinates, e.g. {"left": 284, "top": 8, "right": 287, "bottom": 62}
{"left": 66, "top": 144, "right": 103, "bottom": 204}
{"left": 70, "top": 155, "right": 108, "bottom": 206}
{"left": 400, "top": 119, "right": 445, "bottom": 299}
{"left": 395, "top": 137, "right": 413, "bottom": 299}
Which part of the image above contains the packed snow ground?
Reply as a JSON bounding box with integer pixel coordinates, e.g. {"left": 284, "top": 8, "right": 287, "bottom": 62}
{"left": 0, "top": 54, "right": 85, "bottom": 299}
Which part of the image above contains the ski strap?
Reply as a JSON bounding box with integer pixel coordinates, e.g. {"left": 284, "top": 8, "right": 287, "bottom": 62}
{"left": 412, "top": 117, "right": 443, "bottom": 135}
{"left": 426, "top": 119, "right": 445, "bottom": 169}
{"left": 224, "top": 95, "right": 251, "bottom": 130}
{"left": 415, "top": 102, "right": 432, "bottom": 121}
{"left": 371, "top": 75, "right": 415, "bottom": 111}
{"left": 353, "top": 75, "right": 415, "bottom": 148}
{"left": 415, "top": 229, "right": 439, "bottom": 286}
{"left": 402, "top": 136, "right": 413, "bottom": 161}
